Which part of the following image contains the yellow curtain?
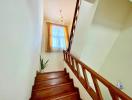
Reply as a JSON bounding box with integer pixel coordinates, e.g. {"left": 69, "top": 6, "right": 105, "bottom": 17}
{"left": 64, "top": 26, "right": 69, "bottom": 48}
{"left": 49, "top": 24, "right": 52, "bottom": 51}
{"left": 47, "top": 22, "right": 52, "bottom": 52}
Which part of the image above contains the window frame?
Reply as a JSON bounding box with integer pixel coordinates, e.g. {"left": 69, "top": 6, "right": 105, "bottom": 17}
{"left": 47, "top": 22, "right": 69, "bottom": 52}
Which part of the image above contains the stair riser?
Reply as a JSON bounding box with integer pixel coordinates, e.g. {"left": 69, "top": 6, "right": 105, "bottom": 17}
{"left": 33, "top": 79, "right": 72, "bottom": 90}
{"left": 32, "top": 83, "right": 75, "bottom": 98}
{"left": 36, "top": 71, "right": 66, "bottom": 77}
{"left": 41, "top": 92, "right": 80, "bottom": 100}
{"left": 37, "top": 70, "right": 66, "bottom": 75}
{"left": 52, "top": 93, "right": 80, "bottom": 100}
{"left": 35, "top": 73, "right": 68, "bottom": 81}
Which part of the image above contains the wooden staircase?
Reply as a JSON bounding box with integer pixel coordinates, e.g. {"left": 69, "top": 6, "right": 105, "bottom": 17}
{"left": 30, "top": 69, "right": 81, "bottom": 100}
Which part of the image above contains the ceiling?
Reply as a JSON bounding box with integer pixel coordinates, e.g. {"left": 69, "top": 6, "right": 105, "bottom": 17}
{"left": 93, "top": 0, "right": 132, "bottom": 29}
{"left": 44, "top": 0, "right": 76, "bottom": 25}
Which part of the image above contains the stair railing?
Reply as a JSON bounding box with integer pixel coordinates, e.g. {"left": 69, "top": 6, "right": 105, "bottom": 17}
{"left": 67, "top": 0, "right": 81, "bottom": 52}
{"left": 63, "top": 50, "right": 132, "bottom": 100}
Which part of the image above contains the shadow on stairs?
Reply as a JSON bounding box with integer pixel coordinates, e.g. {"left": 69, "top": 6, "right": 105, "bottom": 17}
{"left": 30, "top": 69, "right": 81, "bottom": 100}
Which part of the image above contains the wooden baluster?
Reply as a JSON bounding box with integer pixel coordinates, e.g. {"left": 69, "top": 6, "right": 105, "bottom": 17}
{"left": 69, "top": 56, "right": 73, "bottom": 68}
{"left": 78, "top": 64, "right": 82, "bottom": 78}
{"left": 109, "top": 89, "right": 119, "bottom": 100}
{"left": 64, "top": 53, "right": 66, "bottom": 60}
{"left": 68, "top": 54, "right": 70, "bottom": 64}
{"left": 69, "top": 55, "right": 72, "bottom": 66}
{"left": 91, "top": 74, "right": 103, "bottom": 100}
{"left": 66, "top": 54, "right": 69, "bottom": 63}
{"left": 78, "top": 63, "right": 83, "bottom": 79}
{"left": 71, "top": 57, "right": 75, "bottom": 70}
{"left": 82, "top": 67, "right": 88, "bottom": 88}
{"left": 71, "top": 57, "right": 73, "bottom": 66}
{"left": 66, "top": 53, "right": 68, "bottom": 62}
{"left": 78, "top": 64, "right": 85, "bottom": 84}
{"left": 68, "top": 55, "right": 71, "bottom": 65}
{"left": 82, "top": 67, "right": 90, "bottom": 89}
{"left": 74, "top": 59, "right": 77, "bottom": 71}
{"left": 67, "top": 54, "right": 69, "bottom": 63}
{"left": 83, "top": 68, "right": 98, "bottom": 100}
{"left": 68, "top": 54, "right": 70, "bottom": 63}
{"left": 75, "top": 60, "right": 80, "bottom": 78}
{"left": 69, "top": 56, "right": 72, "bottom": 68}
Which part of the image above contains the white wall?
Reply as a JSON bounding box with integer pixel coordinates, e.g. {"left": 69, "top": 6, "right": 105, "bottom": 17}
{"left": 80, "top": 23, "right": 120, "bottom": 71}
{"left": 0, "top": 0, "right": 43, "bottom": 100}
{"left": 93, "top": 0, "right": 131, "bottom": 29}
{"left": 71, "top": 0, "right": 121, "bottom": 72}
{"left": 100, "top": 9, "right": 132, "bottom": 97}
{"left": 69, "top": 0, "right": 132, "bottom": 98}
{"left": 41, "top": 52, "right": 64, "bottom": 72}
{"left": 41, "top": 0, "right": 98, "bottom": 73}
{"left": 71, "top": 0, "right": 98, "bottom": 57}
{"left": 71, "top": 0, "right": 131, "bottom": 72}
{"left": 41, "top": 20, "right": 64, "bottom": 72}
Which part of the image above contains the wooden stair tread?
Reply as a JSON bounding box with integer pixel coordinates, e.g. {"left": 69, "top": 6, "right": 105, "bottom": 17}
{"left": 31, "top": 69, "right": 81, "bottom": 100}
{"left": 35, "top": 75, "right": 70, "bottom": 85}
{"left": 32, "top": 82, "right": 75, "bottom": 94}
{"left": 35, "top": 71, "right": 68, "bottom": 81}
{"left": 33, "top": 78, "right": 72, "bottom": 90}
{"left": 33, "top": 81, "right": 73, "bottom": 91}
{"left": 35, "top": 74, "right": 69, "bottom": 82}
{"left": 46, "top": 91, "right": 81, "bottom": 100}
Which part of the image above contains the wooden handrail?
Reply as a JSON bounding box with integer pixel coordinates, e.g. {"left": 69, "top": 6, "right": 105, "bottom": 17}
{"left": 63, "top": 50, "right": 132, "bottom": 100}
{"left": 67, "top": 0, "right": 80, "bottom": 52}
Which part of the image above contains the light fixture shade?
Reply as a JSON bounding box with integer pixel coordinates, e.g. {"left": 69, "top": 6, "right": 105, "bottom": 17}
{"left": 59, "top": 9, "right": 64, "bottom": 24}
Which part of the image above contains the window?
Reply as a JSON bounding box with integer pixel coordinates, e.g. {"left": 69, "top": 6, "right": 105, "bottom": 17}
{"left": 47, "top": 23, "right": 69, "bottom": 52}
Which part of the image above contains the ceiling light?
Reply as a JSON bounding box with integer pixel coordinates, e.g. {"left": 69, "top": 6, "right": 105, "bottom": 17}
{"left": 59, "top": 9, "right": 64, "bottom": 24}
